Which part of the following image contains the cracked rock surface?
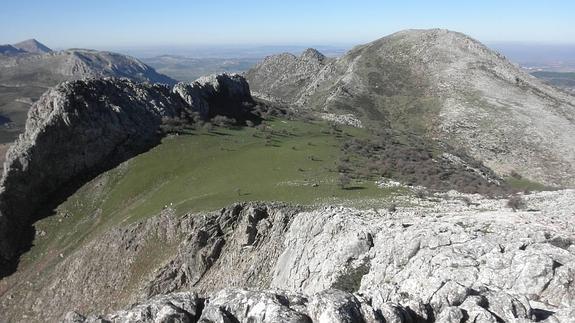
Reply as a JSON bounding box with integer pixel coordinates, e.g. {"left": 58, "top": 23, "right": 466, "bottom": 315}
{"left": 2, "top": 190, "right": 574, "bottom": 321}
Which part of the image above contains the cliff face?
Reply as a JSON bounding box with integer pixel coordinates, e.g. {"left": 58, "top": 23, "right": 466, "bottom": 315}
{"left": 173, "top": 73, "right": 254, "bottom": 120}
{"left": 246, "top": 29, "right": 575, "bottom": 187}
{"left": 0, "top": 74, "right": 255, "bottom": 270}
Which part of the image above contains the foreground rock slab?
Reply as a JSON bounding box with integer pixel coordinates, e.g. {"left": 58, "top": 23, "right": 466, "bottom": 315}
{"left": 4, "top": 190, "right": 573, "bottom": 322}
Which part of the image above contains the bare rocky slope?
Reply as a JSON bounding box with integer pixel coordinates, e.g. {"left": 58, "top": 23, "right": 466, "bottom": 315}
{"left": 1, "top": 191, "right": 573, "bottom": 322}
{"left": 0, "top": 74, "right": 255, "bottom": 274}
{"left": 246, "top": 29, "right": 575, "bottom": 188}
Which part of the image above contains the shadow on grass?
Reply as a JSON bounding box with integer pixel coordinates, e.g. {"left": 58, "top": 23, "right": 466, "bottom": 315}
{"left": 343, "top": 186, "right": 366, "bottom": 191}
{"left": 205, "top": 131, "right": 232, "bottom": 136}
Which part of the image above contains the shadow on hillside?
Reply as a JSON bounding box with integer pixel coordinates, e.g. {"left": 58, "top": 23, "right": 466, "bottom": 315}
{"left": 0, "top": 137, "right": 163, "bottom": 279}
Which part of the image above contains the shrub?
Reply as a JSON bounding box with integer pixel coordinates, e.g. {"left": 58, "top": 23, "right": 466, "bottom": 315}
{"left": 510, "top": 170, "right": 522, "bottom": 179}
{"left": 461, "top": 197, "right": 473, "bottom": 207}
{"left": 203, "top": 122, "right": 214, "bottom": 132}
{"left": 338, "top": 173, "right": 351, "bottom": 189}
{"left": 507, "top": 195, "right": 526, "bottom": 211}
{"left": 212, "top": 115, "right": 236, "bottom": 127}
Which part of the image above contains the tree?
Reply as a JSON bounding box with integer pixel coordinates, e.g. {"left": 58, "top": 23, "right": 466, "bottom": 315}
{"left": 203, "top": 122, "right": 214, "bottom": 132}
{"left": 212, "top": 115, "right": 236, "bottom": 127}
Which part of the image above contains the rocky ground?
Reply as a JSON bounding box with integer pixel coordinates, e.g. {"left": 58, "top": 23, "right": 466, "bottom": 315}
{"left": 2, "top": 189, "right": 573, "bottom": 322}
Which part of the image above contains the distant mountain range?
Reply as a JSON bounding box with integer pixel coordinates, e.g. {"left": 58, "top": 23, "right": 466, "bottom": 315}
{"left": 142, "top": 55, "right": 260, "bottom": 82}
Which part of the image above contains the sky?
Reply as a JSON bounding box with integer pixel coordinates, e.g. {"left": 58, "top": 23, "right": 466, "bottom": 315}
{"left": 0, "top": 0, "right": 574, "bottom": 50}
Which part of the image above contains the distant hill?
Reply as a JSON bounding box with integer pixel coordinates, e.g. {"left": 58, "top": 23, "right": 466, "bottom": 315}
{"left": 0, "top": 45, "right": 25, "bottom": 56}
{"left": 142, "top": 55, "right": 260, "bottom": 82}
{"left": 12, "top": 39, "right": 52, "bottom": 54}
{"left": 0, "top": 48, "right": 176, "bottom": 86}
{"left": 247, "top": 29, "right": 575, "bottom": 187}
{"left": 531, "top": 71, "right": 575, "bottom": 94}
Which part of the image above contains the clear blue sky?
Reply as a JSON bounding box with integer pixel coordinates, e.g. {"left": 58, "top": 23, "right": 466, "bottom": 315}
{"left": 0, "top": 0, "right": 573, "bottom": 49}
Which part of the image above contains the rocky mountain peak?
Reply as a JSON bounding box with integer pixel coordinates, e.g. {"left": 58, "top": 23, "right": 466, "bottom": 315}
{"left": 245, "top": 48, "right": 330, "bottom": 105}
{"left": 300, "top": 48, "right": 326, "bottom": 62}
{"left": 246, "top": 28, "right": 575, "bottom": 188}
{"left": 12, "top": 39, "right": 52, "bottom": 54}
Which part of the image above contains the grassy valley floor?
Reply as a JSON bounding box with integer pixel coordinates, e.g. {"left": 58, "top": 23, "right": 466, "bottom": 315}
{"left": 19, "top": 119, "right": 405, "bottom": 271}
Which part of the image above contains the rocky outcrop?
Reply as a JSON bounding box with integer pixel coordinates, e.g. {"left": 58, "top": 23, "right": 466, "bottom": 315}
{"left": 173, "top": 73, "right": 255, "bottom": 120}
{"left": 64, "top": 287, "right": 536, "bottom": 323}
{"left": 245, "top": 48, "right": 330, "bottom": 105}
{"left": 246, "top": 29, "right": 575, "bottom": 187}
{"left": 0, "top": 75, "right": 255, "bottom": 271}
{"left": 4, "top": 191, "right": 575, "bottom": 321}
{"left": 63, "top": 292, "right": 203, "bottom": 323}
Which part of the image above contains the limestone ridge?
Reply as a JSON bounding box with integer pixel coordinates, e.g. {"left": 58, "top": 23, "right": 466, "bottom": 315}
{"left": 246, "top": 29, "right": 575, "bottom": 187}
{"left": 0, "top": 74, "right": 255, "bottom": 271}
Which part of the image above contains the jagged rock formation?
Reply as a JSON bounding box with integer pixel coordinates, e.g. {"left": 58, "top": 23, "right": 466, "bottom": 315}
{"left": 62, "top": 287, "right": 539, "bottom": 322}
{"left": 173, "top": 73, "right": 255, "bottom": 120}
{"left": 12, "top": 39, "right": 52, "bottom": 54}
{"left": 246, "top": 29, "right": 575, "bottom": 187}
{"left": 245, "top": 48, "right": 331, "bottom": 104}
{"left": 63, "top": 292, "right": 203, "bottom": 323}
{"left": 2, "top": 191, "right": 574, "bottom": 321}
{"left": 0, "top": 74, "right": 255, "bottom": 272}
